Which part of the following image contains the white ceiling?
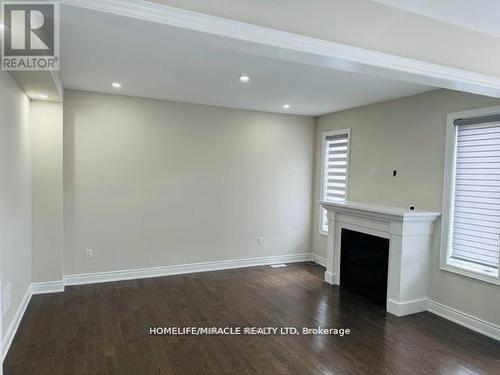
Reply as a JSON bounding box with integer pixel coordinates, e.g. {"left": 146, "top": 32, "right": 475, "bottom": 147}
{"left": 60, "top": 5, "right": 434, "bottom": 116}
{"left": 374, "top": 0, "right": 500, "bottom": 39}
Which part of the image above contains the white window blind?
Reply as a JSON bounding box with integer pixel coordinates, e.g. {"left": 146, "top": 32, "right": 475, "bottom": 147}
{"left": 452, "top": 120, "right": 500, "bottom": 270}
{"left": 324, "top": 133, "right": 349, "bottom": 200}
{"left": 320, "top": 131, "right": 350, "bottom": 234}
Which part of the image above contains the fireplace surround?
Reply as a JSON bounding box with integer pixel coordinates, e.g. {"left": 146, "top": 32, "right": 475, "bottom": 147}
{"left": 320, "top": 200, "right": 440, "bottom": 316}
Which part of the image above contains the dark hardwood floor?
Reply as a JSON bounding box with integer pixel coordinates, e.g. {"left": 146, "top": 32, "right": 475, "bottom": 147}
{"left": 4, "top": 263, "right": 500, "bottom": 374}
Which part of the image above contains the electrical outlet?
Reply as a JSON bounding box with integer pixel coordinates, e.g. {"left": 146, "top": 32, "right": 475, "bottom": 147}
{"left": 85, "top": 248, "right": 93, "bottom": 258}
{"left": 2, "top": 282, "right": 12, "bottom": 317}
{"left": 258, "top": 237, "right": 263, "bottom": 246}
{"left": 370, "top": 167, "right": 376, "bottom": 178}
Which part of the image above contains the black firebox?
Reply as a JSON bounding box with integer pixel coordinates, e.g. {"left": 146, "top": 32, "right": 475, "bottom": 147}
{"left": 340, "top": 229, "right": 389, "bottom": 305}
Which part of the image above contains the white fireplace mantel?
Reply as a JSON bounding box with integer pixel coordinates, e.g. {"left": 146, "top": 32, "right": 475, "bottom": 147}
{"left": 320, "top": 200, "right": 440, "bottom": 317}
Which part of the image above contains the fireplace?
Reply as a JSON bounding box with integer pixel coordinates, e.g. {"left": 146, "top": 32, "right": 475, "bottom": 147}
{"left": 340, "top": 229, "right": 389, "bottom": 305}
{"left": 320, "top": 200, "right": 440, "bottom": 316}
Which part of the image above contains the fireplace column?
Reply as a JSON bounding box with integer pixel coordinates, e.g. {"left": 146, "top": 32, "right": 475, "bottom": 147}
{"left": 324, "top": 210, "right": 336, "bottom": 285}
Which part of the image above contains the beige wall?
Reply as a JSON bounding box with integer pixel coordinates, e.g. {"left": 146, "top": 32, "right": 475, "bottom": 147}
{"left": 150, "top": 0, "right": 500, "bottom": 78}
{"left": 0, "top": 71, "right": 31, "bottom": 338}
{"left": 313, "top": 89, "right": 500, "bottom": 325}
{"left": 30, "top": 101, "right": 64, "bottom": 283}
{"left": 63, "top": 90, "right": 315, "bottom": 275}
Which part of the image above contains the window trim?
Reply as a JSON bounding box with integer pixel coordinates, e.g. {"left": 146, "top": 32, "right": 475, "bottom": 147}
{"left": 441, "top": 106, "right": 500, "bottom": 286}
{"left": 319, "top": 129, "right": 351, "bottom": 236}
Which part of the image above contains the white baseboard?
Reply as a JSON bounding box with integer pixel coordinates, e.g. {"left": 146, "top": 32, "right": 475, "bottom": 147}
{"left": 387, "top": 298, "right": 427, "bottom": 317}
{"left": 312, "top": 254, "right": 327, "bottom": 267}
{"left": 64, "top": 253, "right": 313, "bottom": 286}
{"left": 2, "top": 285, "right": 32, "bottom": 361}
{"left": 427, "top": 300, "right": 500, "bottom": 341}
{"left": 31, "top": 280, "right": 65, "bottom": 295}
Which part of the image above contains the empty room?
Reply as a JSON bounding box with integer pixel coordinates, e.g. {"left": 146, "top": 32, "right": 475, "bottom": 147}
{"left": 1, "top": 0, "right": 500, "bottom": 374}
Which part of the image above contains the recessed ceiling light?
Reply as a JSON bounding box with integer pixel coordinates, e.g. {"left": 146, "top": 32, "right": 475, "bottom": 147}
{"left": 36, "top": 94, "right": 49, "bottom": 100}
{"left": 239, "top": 75, "right": 250, "bottom": 83}
{"left": 282, "top": 104, "right": 291, "bottom": 109}
{"left": 112, "top": 82, "right": 122, "bottom": 89}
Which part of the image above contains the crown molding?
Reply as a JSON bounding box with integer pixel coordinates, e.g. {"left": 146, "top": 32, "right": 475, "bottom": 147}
{"left": 61, "top": 0, "right": 500, "bottom": 98}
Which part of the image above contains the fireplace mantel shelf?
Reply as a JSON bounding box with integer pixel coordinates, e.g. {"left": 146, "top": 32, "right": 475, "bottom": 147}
{"left": 320, "top": 200, "right": 440, "bottom": 221}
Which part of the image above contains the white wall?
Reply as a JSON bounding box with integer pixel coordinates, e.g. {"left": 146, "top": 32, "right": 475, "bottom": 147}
{"left": 63, "top": 90, "right": 315, "bottom": 275}
{"left": 313, "top": 89, "right": 500, "bottom": 325}
{"left": 0, "top": 71, "right": 32, "bottom": 337}
{"left": 30, "top": 101, "right": 64, "bottom": 283}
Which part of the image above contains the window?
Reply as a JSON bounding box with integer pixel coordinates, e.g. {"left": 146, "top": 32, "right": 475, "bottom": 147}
{"left": 320, "top": 129, "right": 351, "bottom": 235}
{"left": 442, "top": 107, "right": 500, "bottom": 285}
